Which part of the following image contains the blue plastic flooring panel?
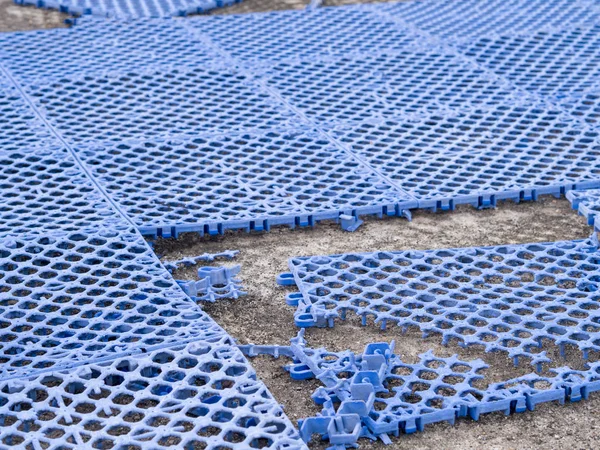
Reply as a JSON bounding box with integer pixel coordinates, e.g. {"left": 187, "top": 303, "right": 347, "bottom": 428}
{"left": 13, "top": 0, "right": 242, "bottom": 19}
{"left": 18, "top": 67, "right": 302, "bottom": 145}
{"left": 559, "top": 93, "right": 600, "bottom": 130}
{"left": 74, "top": 128, "right": 417, "bottom": 237}
{"left": 567, "top": 189, "right": 600, "bottom": 229}
{"left": 280, "top": 237, "right": 600, "bottom": 368}
{"left": 0, "top": 147, "right": 127, "bottom": 238}
{"left": 455, "top": 26, "right": 600, "bottom": 99}
{"left": 241, "top": 333, "right": 600, "bottom": 448}
{"left": 0, "top": 19, "right": 222, "bottom": 85}
{"left": 328, "top": 103, "right": 600, "bottom": 210}
{"left": 372, "top": 0, "right": 600, "bottom": 43}
{"left": 0, "top": 337, "right": 304, "bottom": 449}
{"left": 0, "top": 227, "right": 228, "bottom": 381}
{"left": 256, "top": 51, "right": 526, "bottom": 125}
{"left": 194, "top": 6, "right": 428, "bottom": 63}
{"left": 0, "top": 79, "right": 61, "bottom": 153}
{"left": 3, "top": 4, "right": 600, "bottom": 237}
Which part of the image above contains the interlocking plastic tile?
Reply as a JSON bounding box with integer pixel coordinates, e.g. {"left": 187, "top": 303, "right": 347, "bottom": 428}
{"left": 375, "top": 0, "right": 600, "bottom": 43}
{"left": 281, "top": 237, "right": 600, "bottom": 368}
{"left": 560, "top": 93, "right": 600, "bottom": 129}
{"left": 242, "top": 332, "right": 600, "bottom": 447}
{"left": 193, "top": 7, "right": 424, "bottom": 63}
{"left": 0, "top": 228, "right": 225, "bottom": 380}
{"left": 567, "top": 188, "right": 600, "bottom": 228}
{"left": 259, "top": 50, "right": 522, "bottom": 124}
{"left": 330, "top": 103, "right": 600, "bottom": 209}
{"left": 0, "top": 148, "right": 125, "bottom": 238}
{"left": 164, "top": 250, "right": 240, "bottom": 272}
{"left": 0, "top": 19, "right": 220, "bottom": 85}
{"left": 24, "top": 67, "right": 299, "bottom": 145}
{"left": 0, "top": 82, "right": 61, "bottom": 153}
{"left": 75, "top": 128, "right": 416, "bottom": 237}
{"left": 457, "top": 27, "right": 600, "bottom": 98}
{"left": 14, "top": 0, "right": 241, "bottom": 18}
{"left": 0, "top": 338, "right": 304, "bottom": 449}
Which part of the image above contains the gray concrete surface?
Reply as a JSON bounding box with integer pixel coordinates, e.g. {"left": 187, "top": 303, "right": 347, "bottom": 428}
{"left": 2, "top": 1, "right": 599, "bottom": 448}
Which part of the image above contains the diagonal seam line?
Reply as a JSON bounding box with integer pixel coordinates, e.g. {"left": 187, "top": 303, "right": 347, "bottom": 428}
{"left": 181, "top": 20, "right": 419, "bottom": 205}
{"left": 0, "top": 62, "right": 137, "bottom": 228}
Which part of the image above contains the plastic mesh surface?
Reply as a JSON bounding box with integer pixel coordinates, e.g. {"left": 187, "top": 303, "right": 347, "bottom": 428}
{"left": 330, "top": 103, "right": 600, "bottom": 209}
{"left": 283, "top": 238, "right": 600, "bottom": 367}
{"left": 0, "top": 148, "right": 124, "bottom": 238}
{"left": 567, "top": 188, "right": 600, "bottom": 228}
{"left": 457, "top": 27, "right": 600, "bottom": 97}
{"left": 0, "top": 82, "right": 60, "bottom": 153}
{"left": 0, "top": 339, "right": 302, "bottom": 449}
{"left": 196, "top": 8, "right": 425, "bottom": 62}
{"left": 4, "top": 2, "right": 600, "bottom": 446}
{"left": 0, "top": 228, "right": 226, "bottom": 380}
{"left": 375, "top": 0, "right": 600, "bottom": 42}
{"left": 3, "top": 5, "right": 600, "bottom": 234}
{"left": 14, "top": 0, "right": 242, "bottom": 18}
{"left": 0, "top": 19, "right": 220, "bottom": 84}
{"left": 242, "top": 333, "right": 600, "bottom": 445}
{"left": 75, "top": 128, "right": 415, "bottom": 236}
{"left": 24, "top": 68, "right": 299, "bottom": 145}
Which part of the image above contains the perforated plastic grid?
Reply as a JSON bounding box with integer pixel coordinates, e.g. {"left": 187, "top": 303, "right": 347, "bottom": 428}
{"left": 14, "top": 0, "right": 241, "bottom": 19}
{"left": 0, "top": 18, "right": 221, "bottom": 84}
{"left": 0, "top": 148, "right": 124, "bottom": 238}
{"left": 242, "top": 333, "right": 600, "bottom": 445}
{"left": 2, "top": 4, "right": 600, "bottom": 234}
{"left": 0, "top": 81, "right": 60, "bottom": 153}
{"left": 329, "top": 104, "right": 600, "bottom": 209}
{"left": 75, "top": 128, "right": 415, "bottom": 237}
{"left": 24, "top": 67, "right": 300, "bottom": 145}
{"left": 373, "top": 0, "right": 600, "bottom": 42}
{"left": 0, "top": 338, "right": 302, "bottom": 449}
{"left": 456, "top": 26, "right": 600, "bottom": 98}
{"left": 195, "top": 7, "right": 426, "bottom": 62}
{"left": 567, "top": 188, "right": 600, "bottom": 228}
{"left": 0, "top": 228, "right": 227, "bottom": 380}
{"left": 283, "top": 238, "right": 600, "bottom": 368}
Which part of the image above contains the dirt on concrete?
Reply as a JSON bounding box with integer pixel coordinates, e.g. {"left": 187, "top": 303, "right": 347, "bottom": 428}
{"left": 154, "top": 197, "right": 599, "bottom": 449}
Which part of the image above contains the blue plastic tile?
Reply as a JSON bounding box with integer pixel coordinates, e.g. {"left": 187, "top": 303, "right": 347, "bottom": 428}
{"left": 0, "top": 81, "right": 61, "bottom": 153}
{"left": 14, "top": 0, "right": 242, "bottom": 18}
{"left": 559, "top": 93, "right": 600, "bottom": 130}
{"left": 21, "top": 67, "right": 303, "bottom": 145}
{"left": 192, "top": 6, "right": 424, "bottom": 63}
{"left": 282, "top": 237, "right": 600, "bottom": 368}
{"left": 457, "top": 27, "right": 600, "bottom": 98}
{"left": 0, "top": 148, "right": 124, "bottom": 238}
{"left": 0, "top": 338, "right": 305, "bottom": 449}
{"left": 376, "top": 0, "right": 600, "bottom": 43}
{"left": 74, "top": 128, "right": 416, "bottom": 237}
{"left": 567, "top": 188, "right": 600, "bottom": 227}
{"left": 329, "top": 103, "right": 600, "bottom": 209}
{"left": 242, "top": 332, "right": 600, "bottom": 447}
{"left": 0, "top": 228, "right": 224, "bottom": 380}
{"left": 0, "top": 19, "right": 221, "bottom": 85}
{"left": 259, "top": 50, "right": 523, "bottom": 125}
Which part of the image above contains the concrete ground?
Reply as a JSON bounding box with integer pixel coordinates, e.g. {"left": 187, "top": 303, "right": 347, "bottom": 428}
{"left": 2, "top": 1, "right": 599, "bottom": 449}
